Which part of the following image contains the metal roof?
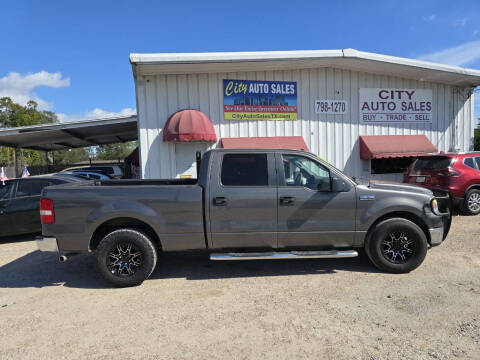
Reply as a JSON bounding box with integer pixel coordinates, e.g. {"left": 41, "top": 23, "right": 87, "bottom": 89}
{"left": 0, "top": 115, "right": 138, "bottom": 151}
{"left": 130, "top": 48, "right": 480, "bottom": 87}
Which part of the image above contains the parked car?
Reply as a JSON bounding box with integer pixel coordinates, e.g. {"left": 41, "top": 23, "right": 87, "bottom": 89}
{"left": 37, "top": 149, "right": 451, "bottom": 287}
{"left": 404, "top": 152, "right": 480, "bottom": 215}
{"left": 61, "top": 165, "right": 123, "bottom": 178}
{"left": 0, "top": 175, "right": 80, "bottom": 237}
{"left": 61, "top": 170, "right": 114, "bottom": 180}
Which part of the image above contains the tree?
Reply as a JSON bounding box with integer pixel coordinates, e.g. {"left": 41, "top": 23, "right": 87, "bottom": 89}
{"left": 53, "top": 147, "right": 93, "bottom": 164}
{"left": 95, "top": 141, "right": 137, "bottom": 161}
{"left": 0, "top": 97, "right": 58, "bottom": 167}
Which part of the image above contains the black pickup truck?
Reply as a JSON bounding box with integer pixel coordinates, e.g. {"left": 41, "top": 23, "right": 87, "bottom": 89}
{"left": 37, "top": 149, "right": 451, "bottom": 287}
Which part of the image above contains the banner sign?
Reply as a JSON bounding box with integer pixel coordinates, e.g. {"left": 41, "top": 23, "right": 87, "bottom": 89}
{"left": 223, "top": 79, "right": 297, "bottom": 120}
{"left": 360, "top": 88, "right": 432, "bottom": 123}
{"left": 315, "top": 100, "right": 348, "bottom": 114}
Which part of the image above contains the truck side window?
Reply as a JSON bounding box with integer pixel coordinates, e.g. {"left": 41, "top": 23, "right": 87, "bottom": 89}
{"left": 221, "top": 154, "right": 268, "bottom": 186}
{"left": 282, "top": 155, "right": 331, "bottom": 191}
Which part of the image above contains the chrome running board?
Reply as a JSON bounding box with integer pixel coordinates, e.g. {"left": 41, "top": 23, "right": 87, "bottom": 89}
{"left": 210, "top": 250, "right": 358, "bottom": 261}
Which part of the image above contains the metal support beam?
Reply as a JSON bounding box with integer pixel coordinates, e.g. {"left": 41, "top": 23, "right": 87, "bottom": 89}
{"left": 61, "top": 129, "right": 100, "bottom": 145}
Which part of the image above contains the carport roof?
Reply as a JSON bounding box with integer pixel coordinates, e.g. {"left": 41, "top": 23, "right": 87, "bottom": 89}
{"left": 0, "top": 115, "right": 138, "bottom": 151}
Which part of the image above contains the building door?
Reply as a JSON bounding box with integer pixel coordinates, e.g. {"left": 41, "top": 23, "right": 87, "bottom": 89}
{"left": 175, "top": 143, "right": 209, "bottom": 178}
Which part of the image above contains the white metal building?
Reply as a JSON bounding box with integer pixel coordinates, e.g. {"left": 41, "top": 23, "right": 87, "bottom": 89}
{"left": 130, "top": 49, "right": 480, "bottom": 180}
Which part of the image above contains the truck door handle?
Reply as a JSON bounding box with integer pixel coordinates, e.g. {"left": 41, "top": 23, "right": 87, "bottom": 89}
{"left": 280, "top": 196, "right": 295, "bottom": 206}
{"left": 213, "top": 197, "right": 227, "bottom": 206}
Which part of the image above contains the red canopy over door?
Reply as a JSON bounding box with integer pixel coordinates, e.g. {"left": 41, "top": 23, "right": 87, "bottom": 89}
{"left": 163, "top": 109, "right": 217, "bottom": 142}
{"left": 359, "top": 135, "right": 437, "bottom": 159}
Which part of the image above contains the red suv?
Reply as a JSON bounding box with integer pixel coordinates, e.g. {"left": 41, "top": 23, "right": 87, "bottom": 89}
{"left": 404, "top": 153, "right": 480, "bottom": 215}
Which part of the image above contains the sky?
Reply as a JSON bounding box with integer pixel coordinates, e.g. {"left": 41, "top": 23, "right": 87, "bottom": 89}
{"left": 1, "top": 0, "right": 480, "bottom": 122}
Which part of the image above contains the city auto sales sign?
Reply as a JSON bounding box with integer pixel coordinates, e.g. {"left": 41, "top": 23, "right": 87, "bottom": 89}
{"left": 359, "top": 88, "right": 432, "bottom": 123}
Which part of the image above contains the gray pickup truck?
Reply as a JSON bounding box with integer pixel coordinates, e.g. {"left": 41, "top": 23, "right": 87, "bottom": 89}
{"left": 37, "top": 149, "right": 451, "bottom": 287}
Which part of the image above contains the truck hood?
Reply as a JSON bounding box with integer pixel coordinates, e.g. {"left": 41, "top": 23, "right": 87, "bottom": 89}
{"left": 368, "top": 180, "right": 433, "bottom": 196}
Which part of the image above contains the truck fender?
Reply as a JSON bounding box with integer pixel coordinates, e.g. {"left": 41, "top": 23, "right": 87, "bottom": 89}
{"left": 86, "top": 200, "right": 164, "bottom": 248}
{"left": 359, "top": 195, "right": 426, "bottom": 231}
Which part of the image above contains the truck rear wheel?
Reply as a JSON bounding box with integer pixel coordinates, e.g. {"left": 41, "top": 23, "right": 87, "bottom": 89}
{"left": 365, "top": 218, "right": 428, "bottom": 274}
{"left": 95, "top": 228, "right": 157, "bottom": 287}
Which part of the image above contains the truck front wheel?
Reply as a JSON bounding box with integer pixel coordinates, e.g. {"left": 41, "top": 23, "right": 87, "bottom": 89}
{"left": 96, "top": 229, "right": 157, "bottom": 287}
{"left": 365, "top": 218, "right": 428, "bottom": 274}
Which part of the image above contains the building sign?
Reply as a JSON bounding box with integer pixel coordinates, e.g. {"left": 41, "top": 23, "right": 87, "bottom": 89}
{"left": 223, "top": 79, "right": 297, "bottom": 120}
{"left": 315, "top": 100, "right": 348, "bottom": 114}
{"left": 359, "top": 88, "right": 432, "bottom": 123}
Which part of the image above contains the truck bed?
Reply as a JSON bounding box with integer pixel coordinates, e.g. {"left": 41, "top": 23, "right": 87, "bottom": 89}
{"left": 98, "top": 179, "right": 198, "bottom": 186}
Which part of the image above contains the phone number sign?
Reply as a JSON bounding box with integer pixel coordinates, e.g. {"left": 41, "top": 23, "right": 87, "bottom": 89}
{"left": 315, "top": 100, "right": 348, "bottom": 114}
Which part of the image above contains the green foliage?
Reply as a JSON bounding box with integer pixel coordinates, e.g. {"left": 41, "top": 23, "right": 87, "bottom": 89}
{"left": 0, "top": 97, "right": 58, "bottom": 166}
{"left": 95, "top": 141, "right": 137, "bottom": 161}
{"left": 53, "top": 147, "right": 93, "bottom": 164}
{"left": 0, "top": 97, "right": 57, "bottom": 128}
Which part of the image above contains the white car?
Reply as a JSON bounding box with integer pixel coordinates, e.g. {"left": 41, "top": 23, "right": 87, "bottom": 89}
{"left": 61, "top": 165, "right": 123, "bottom": 178}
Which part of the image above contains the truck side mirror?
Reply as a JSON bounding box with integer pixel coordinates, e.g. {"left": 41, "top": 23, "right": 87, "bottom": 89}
{"left": 330, "top": 176, "right": 349, "bottom": 192}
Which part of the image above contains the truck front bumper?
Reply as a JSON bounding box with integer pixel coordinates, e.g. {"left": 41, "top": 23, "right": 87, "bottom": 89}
{"left": 36, "top": 236, "right": 59, "bottom": 252}
{"left": 429, "top": 227, "right": 444, "bottom": 247}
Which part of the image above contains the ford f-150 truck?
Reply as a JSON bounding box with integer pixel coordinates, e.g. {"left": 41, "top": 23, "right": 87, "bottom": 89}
{"left": 37, "top": 149, "right": 451, "bottom": 287}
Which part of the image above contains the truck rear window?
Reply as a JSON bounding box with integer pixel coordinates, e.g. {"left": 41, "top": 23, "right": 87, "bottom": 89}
{"left": 413, "top": 156, "right": 453, "bottom": 171}
{"left": 221, "top": 154, "right": 268, "bottom": 186}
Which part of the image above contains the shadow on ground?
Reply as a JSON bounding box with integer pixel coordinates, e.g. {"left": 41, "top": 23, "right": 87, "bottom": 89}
{"left": 0, "top": 233, "right": 40, "bottom": 245}
{"left": 0, "top": 250, "right": 379, "bottom": 290}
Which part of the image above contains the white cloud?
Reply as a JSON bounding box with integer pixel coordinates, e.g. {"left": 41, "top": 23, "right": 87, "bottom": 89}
{"left": 454, "top": 17, "right": 468, "bottom": 28}
{"left": 422, "top": 14, "right": 436, "bottom": 22}
{"left": 0, "top": 71, "right": 70, "bottom": 110}
{"left": 418, "top": 41, "right": 480, "bottom": 66}
{"left": 57, "top": 107, "right": 136, "bottom": 123}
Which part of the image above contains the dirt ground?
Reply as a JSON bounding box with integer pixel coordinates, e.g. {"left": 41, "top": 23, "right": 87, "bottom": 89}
{"left": 0, "top": 216, "right": 479, "bottom": 360}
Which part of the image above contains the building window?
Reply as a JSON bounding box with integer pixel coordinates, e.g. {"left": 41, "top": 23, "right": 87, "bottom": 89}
{"left": 371, "top": 157, "right": 415, "bottom": 174}
{"left": 221, "top": 154, "right": 268, "bottom": 186}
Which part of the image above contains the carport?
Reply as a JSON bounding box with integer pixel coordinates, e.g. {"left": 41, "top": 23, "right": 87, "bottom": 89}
{"left": 0, "top": 115, "right": 138, "bottom": 176}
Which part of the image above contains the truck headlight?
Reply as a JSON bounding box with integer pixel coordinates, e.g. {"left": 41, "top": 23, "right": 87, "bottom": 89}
{"left": 431, "top": 198, "right": 440, "bottom": 215}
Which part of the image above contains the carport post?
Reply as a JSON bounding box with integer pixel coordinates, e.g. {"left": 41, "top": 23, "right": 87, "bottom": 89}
{"left": 13, "top": 147, "right": 19, "bottom": 177}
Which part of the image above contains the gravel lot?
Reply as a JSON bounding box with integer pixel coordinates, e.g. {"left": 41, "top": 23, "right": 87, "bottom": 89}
{"left": 1, "top": 215, "right": 479, "bottom": 360}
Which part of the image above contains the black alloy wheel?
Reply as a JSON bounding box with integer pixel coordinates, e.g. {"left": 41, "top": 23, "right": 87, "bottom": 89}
{"left": 365, "top": 218, "right": 428, "bottom": 274}
{"left": 96, "top": 229, "right": 157, "bottom": 287}
{"left": 107, "top": 242, "right": 143, "bottom": 277}
{"left": 381, "top": 231, "right": 416, "bottom": 265}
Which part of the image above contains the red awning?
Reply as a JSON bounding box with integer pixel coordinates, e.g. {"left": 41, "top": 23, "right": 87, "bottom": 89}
{"left": 359, "top": 135, "right": 437, "bottom": 159}
{"left": 221, "top": 136, "right": 309, "bottom": 151}
{"left": 163, "top": 109, "right": 217, "bottom": 142}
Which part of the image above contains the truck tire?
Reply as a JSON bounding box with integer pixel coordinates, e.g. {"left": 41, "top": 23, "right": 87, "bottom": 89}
{"left": 462, "top": 189, "right": 480, "bottom": 215}
{"left": 365, "top": 218, "right": 428, "bottom": 274}
{"left": 95, "top": 228, "right": 157, "bottom": 287}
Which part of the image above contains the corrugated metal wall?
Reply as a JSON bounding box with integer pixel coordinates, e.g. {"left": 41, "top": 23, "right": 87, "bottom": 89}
{"left": 135, "top": 67, "right": 474, "bottom": 180}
